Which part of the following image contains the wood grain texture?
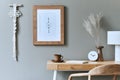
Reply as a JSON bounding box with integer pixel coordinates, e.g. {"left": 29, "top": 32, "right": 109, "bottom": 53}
{"left": 68, "top": 64, "right": 120, "bottom": 80}
{"left": 47, "top": 60, "right": 120, "bottom": 71}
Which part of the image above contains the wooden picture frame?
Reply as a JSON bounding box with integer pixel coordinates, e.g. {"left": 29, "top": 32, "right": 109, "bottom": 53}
{"left": 33, "top": 5, "right": 64, "bottom": 45}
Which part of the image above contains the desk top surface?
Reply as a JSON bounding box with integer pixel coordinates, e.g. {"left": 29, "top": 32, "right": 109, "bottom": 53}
{"left": 47, "top": 60, "right": 120, "bottom": 71}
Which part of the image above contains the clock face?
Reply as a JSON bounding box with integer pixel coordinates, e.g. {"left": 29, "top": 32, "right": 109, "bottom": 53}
{"left": 88, "top": 51, "right": 98, "bottom": 61}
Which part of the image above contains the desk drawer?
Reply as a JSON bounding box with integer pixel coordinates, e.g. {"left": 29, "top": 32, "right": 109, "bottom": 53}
{"left": 57, "top": 64, "right": 97, "bottom": 71}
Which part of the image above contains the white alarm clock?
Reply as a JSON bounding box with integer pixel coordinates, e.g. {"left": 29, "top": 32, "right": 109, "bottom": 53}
{"left": 88, "top": 51, "right": 98, "bottom": 61}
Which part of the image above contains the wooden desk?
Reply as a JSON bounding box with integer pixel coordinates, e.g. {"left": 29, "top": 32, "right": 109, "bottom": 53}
{"left": 47, "top": 60, "right": 120, "bottom": 80}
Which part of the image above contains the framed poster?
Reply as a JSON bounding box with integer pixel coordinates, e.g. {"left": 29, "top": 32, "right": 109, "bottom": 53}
{"left": 33, "top": 5, "right": 64, "bottom": 45}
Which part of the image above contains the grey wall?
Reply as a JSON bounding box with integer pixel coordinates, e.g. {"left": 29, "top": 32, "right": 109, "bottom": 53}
{"left": 0, "top": 0, "right": 120, "bottom": 80}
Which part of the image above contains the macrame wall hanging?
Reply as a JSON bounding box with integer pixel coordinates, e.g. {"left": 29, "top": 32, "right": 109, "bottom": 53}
{"left": 8, "top": 3, "right": 23, "bottom": 61}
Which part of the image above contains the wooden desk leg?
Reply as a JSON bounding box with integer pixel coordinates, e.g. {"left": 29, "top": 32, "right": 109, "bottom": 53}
{"left": 53, "top": 70, "right": 57, "bottom": 80}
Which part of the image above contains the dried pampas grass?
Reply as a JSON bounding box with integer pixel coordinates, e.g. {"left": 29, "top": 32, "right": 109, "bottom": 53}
{"left": 83, "top": 13, "right": 103, "bottom": 47}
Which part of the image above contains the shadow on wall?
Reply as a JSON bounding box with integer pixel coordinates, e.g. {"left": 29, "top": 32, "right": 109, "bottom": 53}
{"left": 64, "top": 6, "right": 68, "bottom": 46}
{"left": 102, "top": 17, "right": 120, "bottom": 31}
{"left": 101, "top": 17, "right": 113, "bottom": 31}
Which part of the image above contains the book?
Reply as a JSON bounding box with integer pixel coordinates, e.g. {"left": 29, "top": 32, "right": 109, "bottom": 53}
{"left": 65, "top": 60, "right": 88, "bottom": 64}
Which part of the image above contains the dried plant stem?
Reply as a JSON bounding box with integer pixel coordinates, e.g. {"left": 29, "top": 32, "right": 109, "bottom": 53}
{"left": 83, "top": 13, "right": 103, "bottom": 47}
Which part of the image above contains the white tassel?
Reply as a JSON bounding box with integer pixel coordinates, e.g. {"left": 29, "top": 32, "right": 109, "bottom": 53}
{"left": 9, "top": 3, "right": 23, "bottom": 61}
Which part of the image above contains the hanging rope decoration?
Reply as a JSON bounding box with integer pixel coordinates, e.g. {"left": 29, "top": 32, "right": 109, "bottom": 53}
{"left": 8, "top": 3, "right": 23, "bottom": 61}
